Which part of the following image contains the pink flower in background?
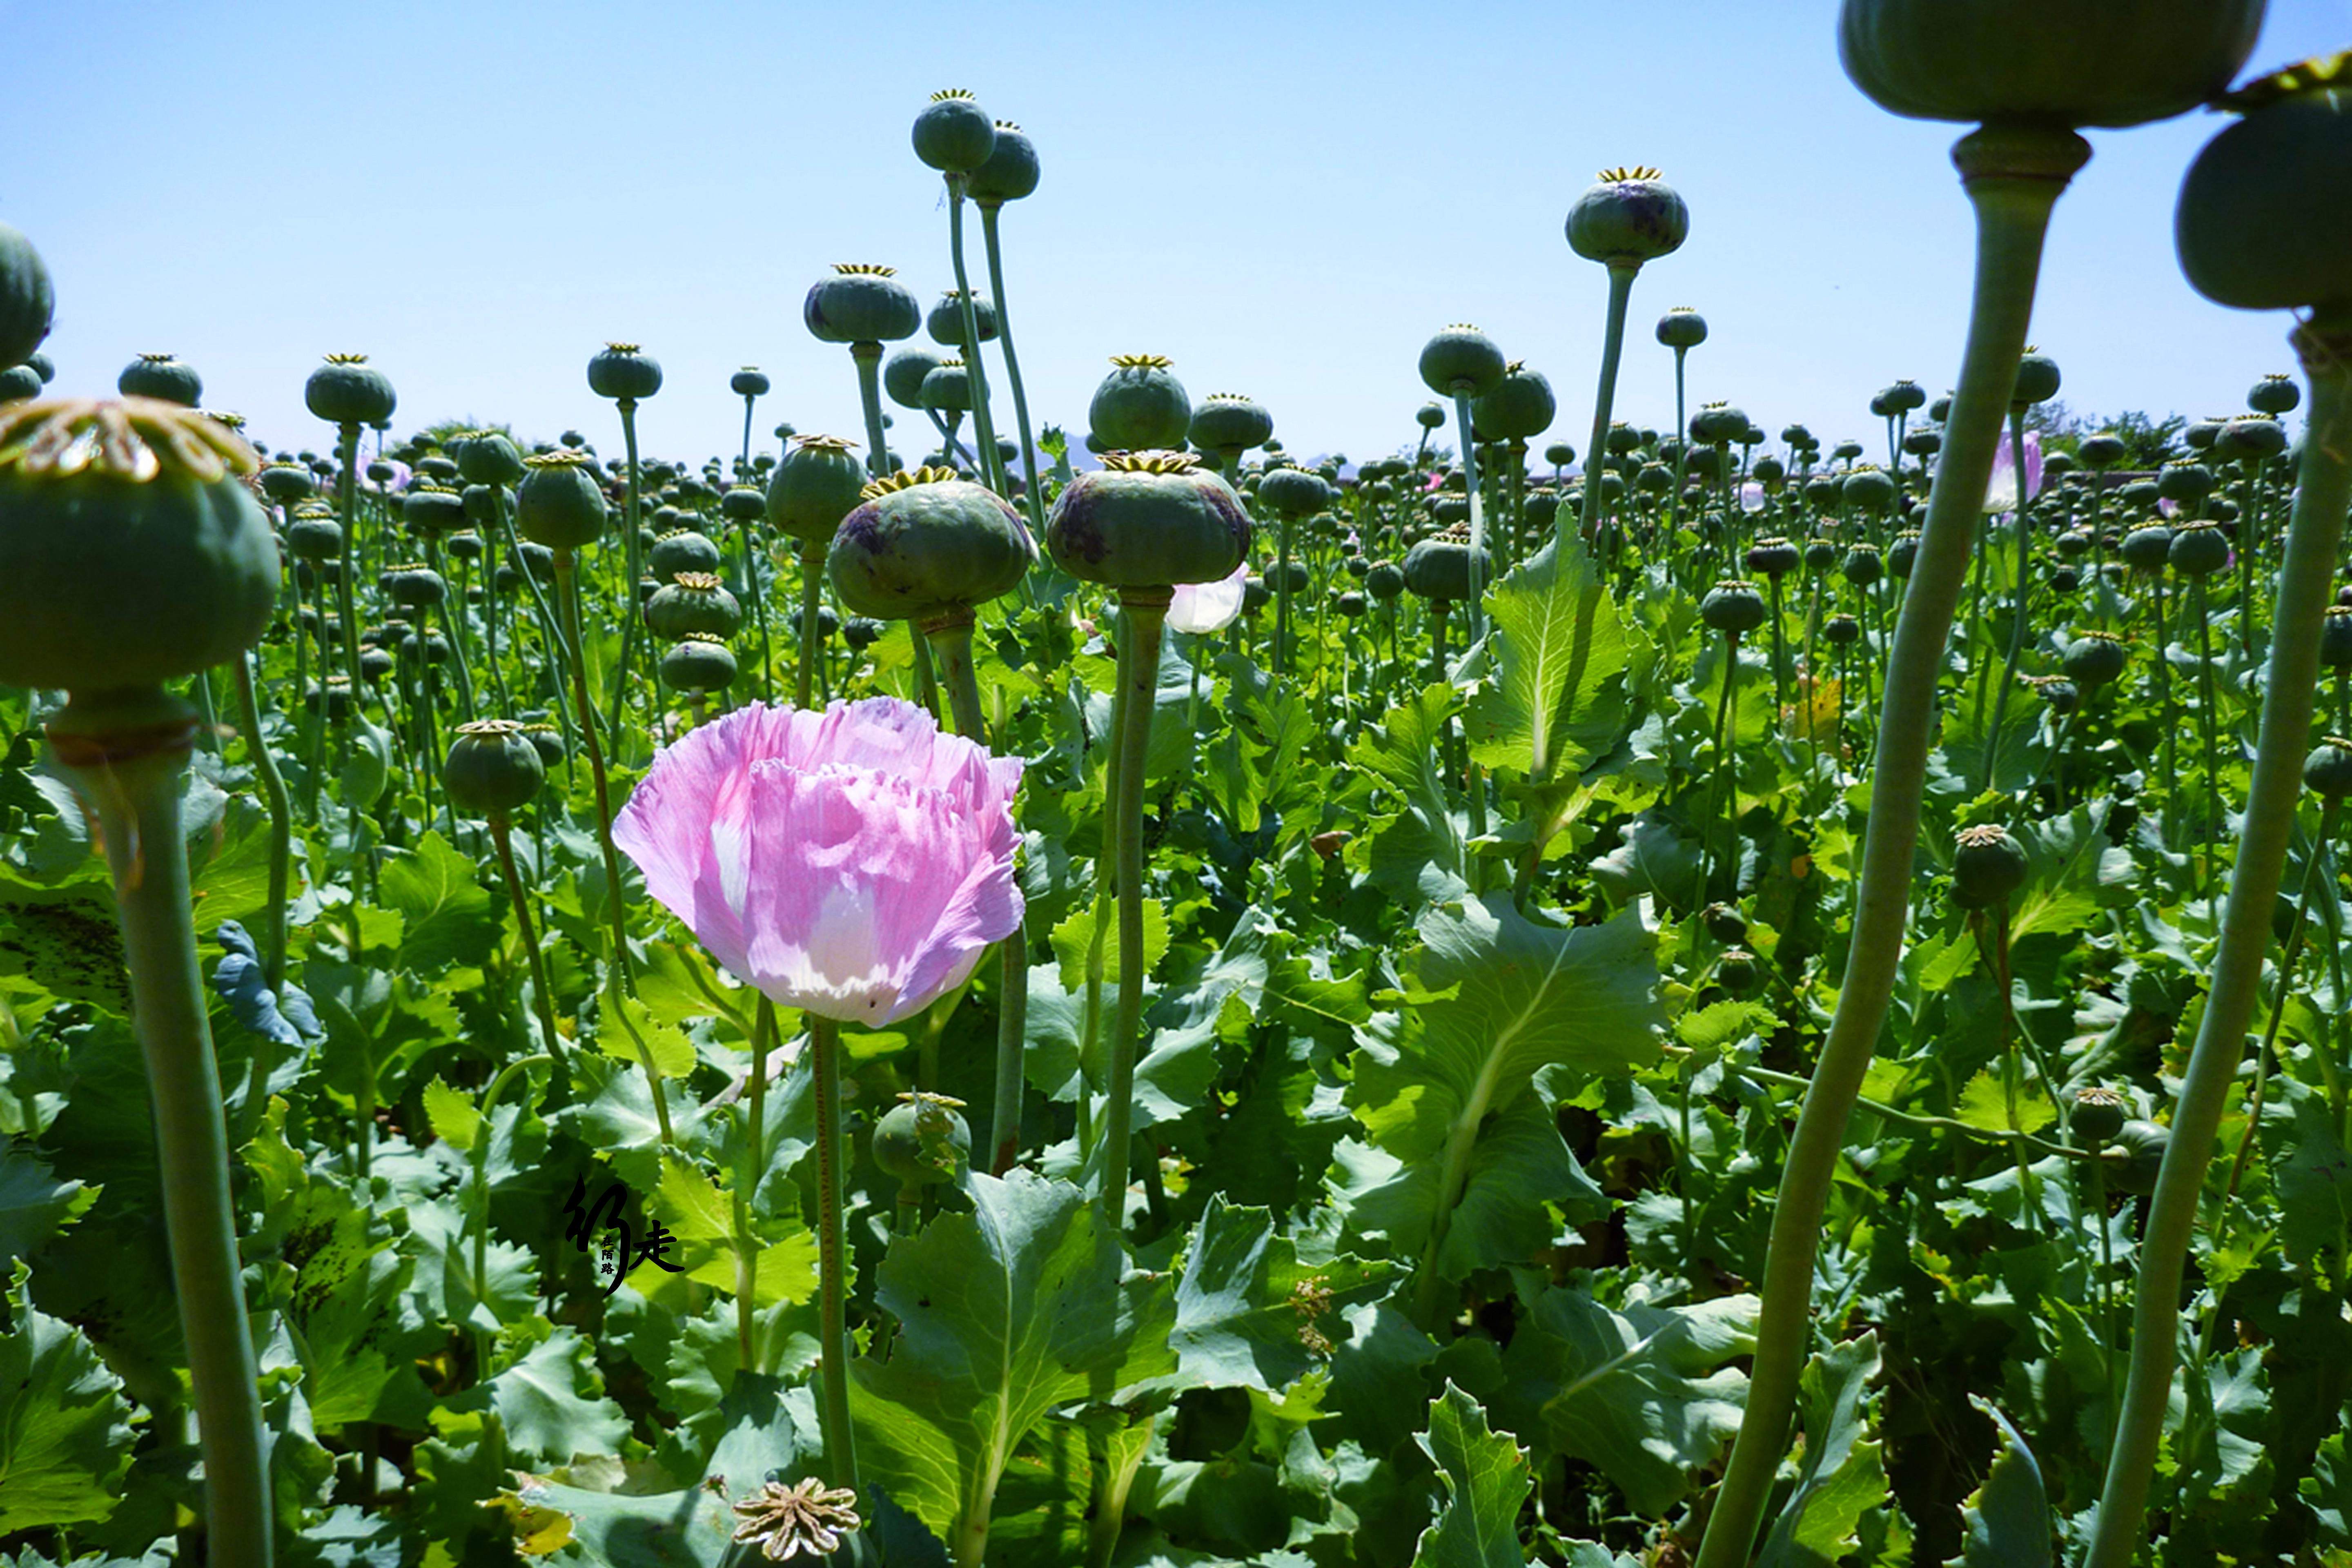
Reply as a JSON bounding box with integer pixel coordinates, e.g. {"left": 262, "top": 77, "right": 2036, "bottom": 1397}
{"left": 1167, "top": 561, "right": 1249, "bottom": 634}
{"left": 1739, "top": 481, "right": 1766, "bottom": 514}
{"left": 614, "top": 697, "right": 1023, "bottom": 1025}
{"left": 1984, "top": 428, "right": 2044, "bottom": 514}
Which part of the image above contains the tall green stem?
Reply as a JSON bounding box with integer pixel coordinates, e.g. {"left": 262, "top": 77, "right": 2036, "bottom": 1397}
{"left": 488, "top": 813, "right": 566, "bottom": 1070}
{"left": 1695, "top": 123, "right": 2088, "bottom": 1568}
{"left": 1978, "top": 407, "right": 2035, "bottom": 792}
{"left": 1573, "top": 263, "right": 1639, "bottom": 554}
{"left": 1099, "top": 591, "right": 1169, "bottom": 1224}
{"left": 2086, "top": 310, "right": 2352, "bottom": 1568}
{"left": 1453, "top": 395, "right": 1489, "bottom": 643}
{"left": 51, "top": 691, "right": 273, "bottom": 1568}
{"left": 979, "top": 202, "right": 1046, "bottom": 534}
{"left": 606, "top": 399, "right": 645, "bottom": 753}
{"left": 944, "top": 177, "right": 1008, "bottom": 499}
{"left": 809, "top": 1014, "right": 860, "bottom": 1491}
{"left": 232, "top": 653, "right": 292, "bottom": 993}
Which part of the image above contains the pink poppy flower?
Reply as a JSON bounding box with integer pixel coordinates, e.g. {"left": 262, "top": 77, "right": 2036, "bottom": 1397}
{"left": 1167, "top": 561, "right": 1248, "bottom": 634}
{"left": 1984, "top": 428, "right": 2043, "bottom": 514}
{"left": 1739, "top": 480, "right": 1766, "bottom": 514}
{"left": 613, "top": 697, "right": 1024, "bottom": 1025}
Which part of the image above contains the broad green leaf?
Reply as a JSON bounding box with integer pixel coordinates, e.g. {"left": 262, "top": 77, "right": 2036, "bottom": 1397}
{"left": 1499, "top": 1286, "right": 1758, "bottom": 1516}
{"left": 454, "top": 1326, "right": 630, "bottom": 1463}
{"left": 0, "top": 1261, "right": 137, "bottom": 1531}
{"left": 1757, "top": 1334, "right": 1889, "bottom": 1567}
{"left": 1411, "top": 1381, "right": 1531, "bottom": 1568}
{"left": 489, "top": 1475, "right": 735, "bottom": 1563}
{"left": 422, "top": 1074, "right": 480, "bottom": 1152}
{"left": 1466, "top": 539, "right": 1628, "bottom": 785}
{"left": 1344, "top": 684, "right": 1469, "bottom": 902}
{"left": 1049, "top": 894, "right": 1170, "bottom": 989}
{"left": 1954, "top": 1067, "right": 2054, "bottom": 1136}
{"left": 2305, "top": 1431, "right": 2352, "bottom": 1550}
{"left": 1941, "top": 1398, "right": 2050, "bottom": 1568}
{"left": 2271, "top": 1078, "right": 2352, "bottom": 1274}
{"left": 850, "top": 1171, "right": 1176, "bottom": 1552}
{"left": 0, "top": 1144, "right": 95, "bottom": 1266}
{"left": 379, "top": 829, "right": 500, "bottom": 969}
{"left": 1334, "top": 1096, "right": 1605, "bottom": 1279}
{"left": 1166, "top": 1197, "right": 1394, "bottom": 1394}
{"left": 0, "top": 865, "right": 129, "bottom": 1016}
{"left": 600, "top": 993, "right": 697, "bottom": 1080}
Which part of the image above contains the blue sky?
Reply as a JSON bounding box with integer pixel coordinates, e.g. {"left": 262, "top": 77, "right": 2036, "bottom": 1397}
{"left": 11, "top": 1, "right": 2345, "bottom": 467}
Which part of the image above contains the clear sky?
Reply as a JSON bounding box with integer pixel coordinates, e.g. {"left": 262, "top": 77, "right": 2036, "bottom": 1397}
{"left": 10, "top": 1, "right": 2346, "bottom": 468}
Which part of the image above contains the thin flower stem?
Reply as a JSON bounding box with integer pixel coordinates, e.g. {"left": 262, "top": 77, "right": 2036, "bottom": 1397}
{"left": 488, "top": 813, "right": 567, "bottom": 1070}
{"left": 978, "top": 199, "right": 1043, "bottom": 530}
{"left": 471, "top": 1051, "right": 550, "bottom": 1381}
{"left": 1100, "top": 592, "right": 1169, "bottom": 1225}
{"left": 606, "top": 399, "right": 646, "bottom": 753}
{"left": 1695, "top": 123, "right": 2089, "bottom": 1568}
{"left": 232, "top": 652, "right": 292, "bottom": 993}
{"left": 1573, "top": 264, "right": 1639, "bottom": 555}
{"left": 735, "top": 1000, "right": 775, "bottom": 1372}
{"left": 2088, "top": 311, "right": 2352, "bottom": 1568}
{"left": 810, "top": 1014, "right": 860, "bottom": 1492}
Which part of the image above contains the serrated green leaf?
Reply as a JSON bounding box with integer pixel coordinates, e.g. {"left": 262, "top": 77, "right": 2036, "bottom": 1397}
{"left": 1049, "top": 895, "right": 1170, "bottom": 990}
{"left": 1166, "top": 1197, "right": 1394, "bottom": 1394}
{"left": 0, "top": 1260, "right": 137, "bottom": 1531}
{"left": 1954, "top": 1067, "right": 2054, "bottom": 1136}
{"left": 1942, "top": 1398, "right": 2050, "bottom": 1568}
{"left": 454, "top": 1326, "right": 629, "bottom": 1463}
{"left": 1466, "top": 539, "right": 1628, "bottom": 785}
{"left": 0, "top": 1143, "right": 96, "bottom": 1266}
{"left": 1757, "top": 1334, "right": 1888, "bottom": 1567}
{"left": 379, "top": 829, "right": 500, "bottom": 970}
{"left": 422, "top": 1075, "right": 480, "bottom": 1152}
{"left": 1344, "top": 684, "right": 1469, "bottom": 903}
{"left": 1412, "top": 1381, "right": 1531, "bottom": 1568}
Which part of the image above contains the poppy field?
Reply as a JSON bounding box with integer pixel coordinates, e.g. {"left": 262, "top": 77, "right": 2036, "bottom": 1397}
{"left": 2, "top": 5, "right": 2351, "bottom": 1567}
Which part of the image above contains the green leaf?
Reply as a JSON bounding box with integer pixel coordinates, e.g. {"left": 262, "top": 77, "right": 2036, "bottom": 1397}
{"left": 2272, "top": 1077, "right": 2352, "bottom": 1274}
{"left": 1757, "top": 1334, "right": 1889, "bottom": 1568}
{"left": 0, "top": 1143, "right": 96, "bottom": 1266}
{"left": 0, "top": 1261, "right": 138, "bottom": 1531}
{"left": 1166, "top": 1197, "right": 1394, "bottom": 1393}
{"left": 454, "top": 1326, "right": 630, "bottom": 1463}
{"left": 1466, "top": 539, "right": 1629, "bottom": 785}
{"left": 490, "top": 1474, "right": 737, "bottom": 1564}
{"left": 2305, "top": 1431, "right": 2352, "bottom": 1551}
{"left": 1049, "top": 895, "right": 1170, "bottom": 990}
{"left": 422, "top": 1075, "right": 481, "bottom": 1153}
{"left": 1499, "top": 1286, "right": 1758, "bottom": 1517}
{"left": 601, "top": 993, "right": 697, "bottom": 1080}
{"left": 378, "top": 829, "right": 500, "bottom": 970}
{"left": 1953, "top": 1067, "right": 2054, "bottom": 1136}
{"left": 0, "top": 865, "right": 129, "bottom": 1016}
{"left": 850, "top": 1171, "right": 1176, "bottom": 1552}
{"left": 1411, "top": 1381, "right": 1532, "bottom": 1568}
{"left": 1941, "top": 1398, "right": 2050, "bottom": 1568}
{"left": 1344, "top": 684, "right": 1469, "bottom": 903}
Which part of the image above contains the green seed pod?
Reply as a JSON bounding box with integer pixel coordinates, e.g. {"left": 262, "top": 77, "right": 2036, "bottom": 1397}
{"left": 1841, "top": 543, "right": 1884, "bottom": 586}
{"left": 1189, "top": 392, "right": 1273, "bottom": 461}
{"left": 1045, "top": 450, "right": 1249, "bottom": 589}
{"left": 515, "top": 450, "right": 610, "bottom": 551}
{"left": 442, "top": 718, "right": 546, "bottom": 817}
{"left": 1700, "top": 579, "right": 1768, "bottom": 635}
{"left": 1838, "top": 0, "right": 2261, "bottom": 129}
{"left": 1337, "top": 589, "right": 1368, "bottom": 618}
{"left": 1402, "top": 530, "right": 1488, "bottom": 603}
{"left": 1257, "top": 466, "right": 1331, "bottom": 521}
{"left": 0, "top": 364, "right": 40, "bottom": 402}
{"left": 1526, "top": 488, "right": 1562, "bottom": 528}
{"left": 304, "top": 353, "right": 396, "bottom": 427}
{"left": 1745, "top": 537, "right": 1800, "bottom": 579}
{"left": 0, "top": 221, "right": 53, "bottom": 370}
{"left": 21, "top": 350, "right": 51, "bottom": 384}
{"left": 804, "top": 263, "right": 921, "bottom": 345}
{"left": 766, "top": 434, "right": 867, "bottom": 548}
{"left": 1842, "top": 466, "right": 1895, "bottom": 514}
{"left": 927, "top": 291, "right": 997, "bottom": 347}
{"left": 730, "top": 367, "right": 770, "bottom": 399}
{"left": 2305, "top": 735, "right": 2352, "bottom": 799}
{"left": 648, "top": 528, "right": 722, "bottom": 579}
{"left": 402, "top": 484, "right": 468, "bottom": 539}
{"left": 659, "top": 638, "right": 738, "bottom": 692}
{"left": 445, "top": 529, "right": 484, "bottom": 562}
{"left": 1656, "top": 307, "right": 1708, "bottom": 350}
{"left": 1823, "top": 612, "right": 1861, "bottom": 646}
{"left": 1418, "top": 325, "right": 1506, "bottom": 399}
{"left": 2035, "top": 675, "right": 2080, "bottom": 715}
{"left": 912, "top": 89, "right": 996, "bottom": 174}
{"left": 587, "top": 342, "right": 662, "bottom": 401}
{"left": 1566, "top": 166, "right": 1689, "bottom": 267}
{"left": 644, "top": 572, "right": 743, "bottom": 639}
{"left": 285, "top": 512, "right": 344, "bottom": 562}
{"left": 1716, "top": 948, "right": 1760, "bottom": 998}
{"left": 1473, "top": 361, "right": 1557, "bottom": 442}
{"left": 2062, "top": 630, "right": 2129, "bottom": 689}
{"left": 1689, "top": 402, "right": 1748, "bottom": 445}
{"left": 1089, "top": 354, "right": 1192, "bottom": 452}
{"left": 118, "top": 352, "right": 201, "bottom": 407}
{"left": 2156, "top": 461, "right": 2214, "bottom": 506}
{"left": 1365, "top": 561, "right": 1405, "bottom": 600}
{"left": 2118, "top": 523, "right": 2174, "bottom": 573}
{"left": 2072, "top": 1085, "right": 2129, "bottom": 1145}
{"left": 873, "top": 1092, "right": 972, "bottom": 1185}
{"left": 1416, "top": 402, "right": 1447, "bottom": 432}
{"left": 2216, "top": 415, "right": 2289, "bottom": 461}
{"left": 2248, "top": 373, "right": 2301, "bottom": 415}
{"left": 2108, "top": 1119, "right": 2171, "bottom": 1196}
{"left": 835, "top": 466, "right": 1034, "bottom": 621}
{"left": 457, "top": 430, "right": 526, "bottom": 486}
{"left": 921, "top": 359, "right": 973, "bottom": 414}
{"left": 969, "top": 120, "right": 1040, "bottom": 204}
{"left": 2079, "top": 430, "right": 2127, "bottom": 466}
{"left": 1952, "top": 822, "right": 2029, "bottom": 908}
{"left": 383, "top": 561, "right": 445, "bottom": 610}
{"left": 521, "top": 721, "right": 565, "bottom": 767}
{"left": 720, "top": 486, "right": 766, "bottom": 526}
{"left": 882, "top": 347, "right": 943, "bottom": 412}
{"left": 2011, "top": 347, "right": 2061, "bottom": 407}
{"left": 2320, "top": 605, "right": 2352, "bottom": 668}
{"left": 1803, "top": 538, "right": 1839, "bottom": 572}
{"left": 2177, "top": 55, "right": 2352, "bottom": 314}
{"left": 2167, "top": 520, "right": 2231, "bottom": 577}
{"left": 0, "top": 398, "right": 278, "bottom": 691}
{"left": 1265, "top": 558, "right": 1310, "bottom": 594}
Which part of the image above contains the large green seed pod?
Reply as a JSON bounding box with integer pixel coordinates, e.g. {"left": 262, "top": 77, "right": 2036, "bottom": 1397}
{"left": 0, "top": 398, "right": 278, "bottom": 691}
{"left": 1952, "top": 822, "right": 2029, "bottom": 908}
{"left": 659, "top": 638, "right": 738, "bottom": 692}
{"left": 2249, "top": 373, "right": 2301, "bottom": 415}
{"left": 2167, "top": 520, "right": 2231, "bottom": 576}
{"left": 1419, "top": 325, "right": 1506, "bottom": 399}
{"left": 2062, "top": 630, "right": 2129, "bottom": 690}
{"left": 442, "top": 718, "right": 546, "bottom": 817}
{"left": 2072, "top": 1085, "right": 2129, "bottom": 1144}
{"left": 731, "top": 366, "right": 771, "bottom": 398}
{"left": 969, "top": 120, "right": 1040, "bottom": 204}
{"left": 0, "top": 221, "right": 53, "bottom": 369}
{"left": 1089, "top": 354, "right": 1192, "bottom": 452}
{"left": 2216, "top": 415, "right": 2289, "bottom": 461}
{"left": 1256, "top": 466, "right": 1331, "bottom": 521}
{"left": 1566, "top": 166, "right": 1689, "bottom": 267}
{"left": 1689, "top": 401, "right": 1748, "bottom": 445}
{"left": 921, "top": 359, "right": 973, "bottom": 415}
{"left": 648, "top": 528, "right": 722, "bottom": 578}
{"left": 833, "top": 466, "right": 1033, "bottom": 621}
{"left": 514, "top": 449, "right": 609, "bottom": 550}
{"left": 1189, "top": 392, "right": 1273, "bottom": 461}
{"left": 1402, "top": 528, "right": 1489, "bottom": 603}
{"left": 0, "top": 365, "right": 40, "bottom": 403}
{"left": 912, "top": 89, "right": 996, "bottom": 174}
{"left": 804, "top": 263, "right": 921, "bottom": 345}
{"left": 2177, "top": 55, "right": 2352, "bottom": 314}
{"left": 587, "top": 341, "right": 662, "bottom": 401}
{"left": 304, "top": 353, "right": 396, "bottom": 427}
{"left": 2013, "top": 347, "right": 2062, "bottom": 406}
{"left": 456, "top": 429, "right": 526, "bottom": 486}
{"left": 766, "top": 434, "right": 867, "bottom": 547}
{"left": 1474, "top": 362, "right": 1557, "bottom": 442}
{"left": 644, "top": 571, "right": 743, "bottom": 639}
{"left": 118, "top": 353, "right": 202, "bottom": 407}
{"left": 927, "top": 291, "right": 997, "bottom": 347}
{"left": 1838, "top": 0, "right": 2262, "bottom": 129}
{"left": 873, "top": 1092, "right": 972, "bottom": 1186}
{"left": 1045, "top": 450, "right": 1250, "bottom": 588}
{"left": 1656, "top": 307, "right": 1708, "bottom": 349}
{"left": 401, "top": 483, "right": 468, "bottom": 538}
{"left": 1699, "top": 579, "right": 1768, "bottom": 635}
{"left": 884, "top": 347, "right": 945, "bottom": 410}
{"left": 2305, "top": 735, "right": 2352, "bottom": 799}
